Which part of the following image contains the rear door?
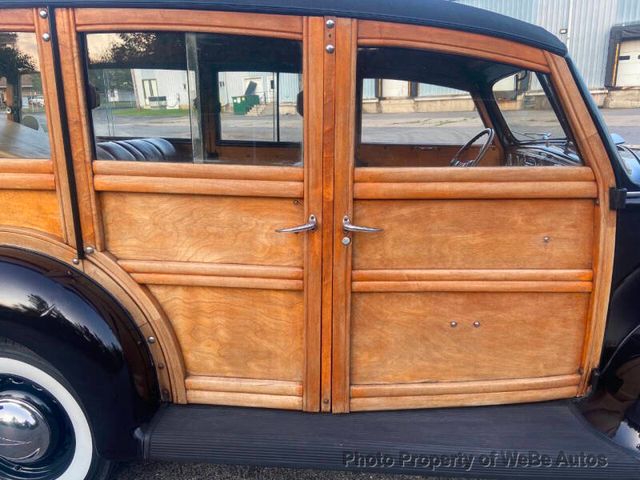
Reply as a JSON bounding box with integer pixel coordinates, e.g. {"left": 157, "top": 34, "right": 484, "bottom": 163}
{"left": 57, "top": 9, "right": 324, "bottom": 411}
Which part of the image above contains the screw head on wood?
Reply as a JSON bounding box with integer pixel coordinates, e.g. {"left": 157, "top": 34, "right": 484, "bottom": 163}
{"left": 326, "top": 19, "right": 335, "bottom": 29}
{"left": 326, "top": 44, "right": 335, "bottom": 54}
{"left": 147, "top": 336, "right": 157, "bottom": 344}
{"left": 72, "top": 258, "right": 80, "bottom": 265}
{"left": 39, "top": 9, "right": 48, "bottom": 19}
{"left": 41, "top": 33, "right": 51, "bottom": 42}
{"left": 450, "top": 321, "right": 458, "bottom": 328}
{"left": 473, "top": 321, "right": 481, "bottom": 328}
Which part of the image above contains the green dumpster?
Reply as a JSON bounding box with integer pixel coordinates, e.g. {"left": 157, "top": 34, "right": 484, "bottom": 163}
{"left": 232, "top": 94, "right": 261, "bottom": 115}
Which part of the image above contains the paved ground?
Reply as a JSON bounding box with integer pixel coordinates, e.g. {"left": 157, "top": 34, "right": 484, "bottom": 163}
{"left": 110, "top": 462, "right": 447, "bottom": 480}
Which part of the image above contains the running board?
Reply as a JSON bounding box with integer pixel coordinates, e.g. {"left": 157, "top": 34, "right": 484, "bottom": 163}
{"left": 143, "top": 401, "right": 640, "bottom": 479}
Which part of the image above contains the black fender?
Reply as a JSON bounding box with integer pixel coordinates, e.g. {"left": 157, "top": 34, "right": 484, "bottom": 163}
{"left": 0, "top": 245, "right": 160, "bottom": 460}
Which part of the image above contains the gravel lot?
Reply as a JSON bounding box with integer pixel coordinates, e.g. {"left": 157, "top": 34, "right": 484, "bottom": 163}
{"left": 111, "top": 462, "right": 448, "bottom": 480}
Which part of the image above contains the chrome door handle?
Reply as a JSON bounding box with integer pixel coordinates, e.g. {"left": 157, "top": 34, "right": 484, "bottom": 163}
{"left": 342, "top": 216, "right": 383, "bottom": 233}
{"left": 276, "top": 214, "right": 317, "bottom": 234}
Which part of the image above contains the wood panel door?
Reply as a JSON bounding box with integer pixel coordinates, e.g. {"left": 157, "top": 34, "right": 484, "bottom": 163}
{"left": 57, "top": 9, "right": 327, "bottom": 411}
{"left": 330, "top": 20, "right": 615, "bottom": 412}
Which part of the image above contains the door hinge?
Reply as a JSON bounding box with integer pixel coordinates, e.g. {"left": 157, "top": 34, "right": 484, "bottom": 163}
{"left": 610, "top": 187, "right": 627, "bottom": 210}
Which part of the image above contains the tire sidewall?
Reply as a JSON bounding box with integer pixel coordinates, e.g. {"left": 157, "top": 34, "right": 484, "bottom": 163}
{"left": 0, "top": 345, "right": 98, "bottom": 480}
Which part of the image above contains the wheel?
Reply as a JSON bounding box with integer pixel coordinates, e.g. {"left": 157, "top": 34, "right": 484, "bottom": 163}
{"left": 0, "top": 338, "right": 113, "bottom": 480}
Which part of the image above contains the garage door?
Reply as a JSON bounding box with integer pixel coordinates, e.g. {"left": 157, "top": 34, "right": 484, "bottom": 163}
{"left": 617, "top": 39, "right": 640, "bottom": 87}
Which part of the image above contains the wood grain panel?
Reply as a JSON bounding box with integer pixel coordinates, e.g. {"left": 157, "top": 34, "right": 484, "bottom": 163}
{"left": 186, "top": 376, "right": 302, "bottom": 397}
{"left": 186, "top": 390, "right": 302, "bottom": 410}
{"left": 94, "top": 175, "right": 303, "bottom": 198}
{"left": 350, "top": 291, "right": 589, "bottom": 385}
{"left": 0, "top": 173, "right": 55, "bottom": 190}
{"left": 133, "top": 273, "right": 302, "bottom": 291}
{"left": 120, "top": 260, "right": 303, "bottom": 279}
{"left": 353, "top": 269, "right": 593, "bottom": 282}
{"left": 354, "top": 166, "right": 595, "bottom": 183}
{"left": 354, "top": 181, "right": 596, "bottom": 200}
{"left": 0, "top": 9, "right": 35, "bottom": 31}
{"left": 93, "top": 161, "right": 303, "bottom": 182}
{"left": 352, "top": 374, "right": 581, "bottom": 398}
{"left": 350, "top": 386, "right": 579, "bottom": 411}
{"left": 0, "top": 190, "right": 62, "bottom": 236}
{"left": 0, "top": 160, "right": 53, "bottom": 174}
{"left": 352, "top": 280, "right": 592, "bottom": 293}
{"left": 101, "top": 193, "right": 304, "bottom": 266}
{"left": 544, "top": 53, "right": 618, "bottom": 395}
{"left": 149, "top": 285, "right": 304, "bottom": 382}
{"left": 352, "top": 199, "right": 594, "bottom": 270}
{"left": 74, "top": 8, "right": 303, "bottom": 39}
{"left": 358, "top": 21, "right": 550, "bottom": 73}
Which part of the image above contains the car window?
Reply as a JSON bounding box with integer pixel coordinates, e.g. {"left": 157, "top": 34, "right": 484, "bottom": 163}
{"left": 85, "top": 32, "right": 302, "bottom": 165}
{"left": 361, "top": 80, "right": 485, "bottom": 146}
{"left": 493, "top": 71, "right": 569, "bottom": 143}
{"left": 0, "top": 32, "right": 49, "bottom": 158}
{"left": 356, "top": 46, "right": 582, "bottom": 167}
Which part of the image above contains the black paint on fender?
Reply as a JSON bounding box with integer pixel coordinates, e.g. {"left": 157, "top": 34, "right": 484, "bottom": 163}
{"left": 0, "top": 246, "right": 160, "bottom": 460}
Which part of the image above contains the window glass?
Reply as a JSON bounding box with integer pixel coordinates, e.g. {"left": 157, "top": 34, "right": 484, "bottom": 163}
{"left": 361, "top": 80, "right": 485, "bottom": 145}
{"left": 0, "top": 32, "right": 49, "bottom": 158}
{"left": 356, "top": 47, "right": 582, "bottom": 167}
{"left": 85, "top": 32, "right": 302, "bottom": 166}
{"left": 218, "top": 71, "right": 302, "bottom": 143}
{"left": 493, "top": 71, "right": 569, "bottom": 143}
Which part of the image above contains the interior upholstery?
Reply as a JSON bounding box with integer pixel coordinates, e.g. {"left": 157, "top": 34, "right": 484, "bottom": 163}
{"left": 96, "top": 138, "right": 177, "bottom": 162}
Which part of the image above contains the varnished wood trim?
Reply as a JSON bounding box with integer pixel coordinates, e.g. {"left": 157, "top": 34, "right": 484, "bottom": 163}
{"left": 358, "top": 21, "right": 550, "bottom": 73}
{"left": 186, "top": 376, "right": 303, "bottom": 397}
{"left": 0, "top": 160, "right": 53, "bottom": 174}
{"left": 84, "top": 251, "right": 186, "bottom": 403}
{"left": 120, "top": 260, "right": 303, "bottom": 280}
{"left": 544, "top": 53, "right": 618, "bottom": 395}
{"left": 94, "top": 175, "right": 303, "bottom": 198}
{"left": 132, "top": 273, "right": 303, "bottom": 291}
{"left": 352, "top": 280, "right": 592, "bottom": 293}
{"left": 351, "top": 374, "right": 580, "bottom": 398}
{"left": 74, "top": 8, "right": 303, "bottom": 39}
{"left": 353, "top": 181, "right": 597, "bottom": 200}
{"left": 330, "top": 18, "right": 358, "bottom": 414}
{"left": 354, "top": 166, "right": 595, "bottom": 183}
{"left": 353, "top": 269, "right": 593, "bottom": 282}
{"left": 0, "top": 9, "right": 35, "bottom": 31}
{"left": 186, "top": 390, "right": 303, "bottom": 410}
{"left": 35, "top": 9, "right": 77, "bottom": 245}
{"left": 93, "top": 161, "right": 303, "bottom": 182}
{"left": 0, "top": 174, "right": 55, "bottom": 190}
{"left": 56, "top": 9, "right": 103, "bottom": 249}
{"left": 350, "top": 386, "right": 579, "bottom": 411}
{"left": 300, "top": 19, "right": 324, "bottom": 411}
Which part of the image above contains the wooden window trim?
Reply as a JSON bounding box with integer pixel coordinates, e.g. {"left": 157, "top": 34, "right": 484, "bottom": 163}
{"left": 74, "top": 8, "right": 304, "bottom": 40}
{"left": 358, "top": 20, "right": 550, "bottom": 73}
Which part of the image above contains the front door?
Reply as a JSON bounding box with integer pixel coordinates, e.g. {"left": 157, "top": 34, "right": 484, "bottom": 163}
{"left": 330, "top": 20, "right": 612, "bottom": 412}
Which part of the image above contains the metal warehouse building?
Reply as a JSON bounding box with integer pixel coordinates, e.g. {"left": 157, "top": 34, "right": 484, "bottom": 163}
{"left": 453, "top": 0, "right": 640, "bottom": 106}
{"left": 361, "top": 0, "right": 640, "bottom": 111}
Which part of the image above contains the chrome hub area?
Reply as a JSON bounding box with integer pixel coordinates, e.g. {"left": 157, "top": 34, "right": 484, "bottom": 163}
{"left": 0, "top": 397, "right": 52, "bottom": 464}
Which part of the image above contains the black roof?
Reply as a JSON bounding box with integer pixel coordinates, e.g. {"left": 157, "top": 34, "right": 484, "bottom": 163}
{"left": 6, "top": 0, "right": 568, "bottom": 55}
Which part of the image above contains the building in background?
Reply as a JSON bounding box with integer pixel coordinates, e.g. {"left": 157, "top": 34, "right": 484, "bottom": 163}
{"left": 367, "top": 0, "right": 640, "bottom": 111}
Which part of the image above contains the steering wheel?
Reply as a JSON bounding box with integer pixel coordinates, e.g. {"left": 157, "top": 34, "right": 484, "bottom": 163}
{"left": 450, "top": 128, "right": 495, "bottom": 167}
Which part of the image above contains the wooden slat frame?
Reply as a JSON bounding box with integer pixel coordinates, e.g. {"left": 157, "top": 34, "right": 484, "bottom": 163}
{"left": 328, "top": 19, "right": 616, "bottom": 412}
{"left": 74, "top": 8, "right": 303, "bottom": 40}
{"left": 543, "top": 53, "right": 618, "bottom": 395}
{"left": 59, "top": 7, "right": 323, "bottom": 411}
{"left": 358, "top": 21, "right": 550, "bottom": 73}
{"left": 331, "top": 18, "right": 358, "bottom": 413}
